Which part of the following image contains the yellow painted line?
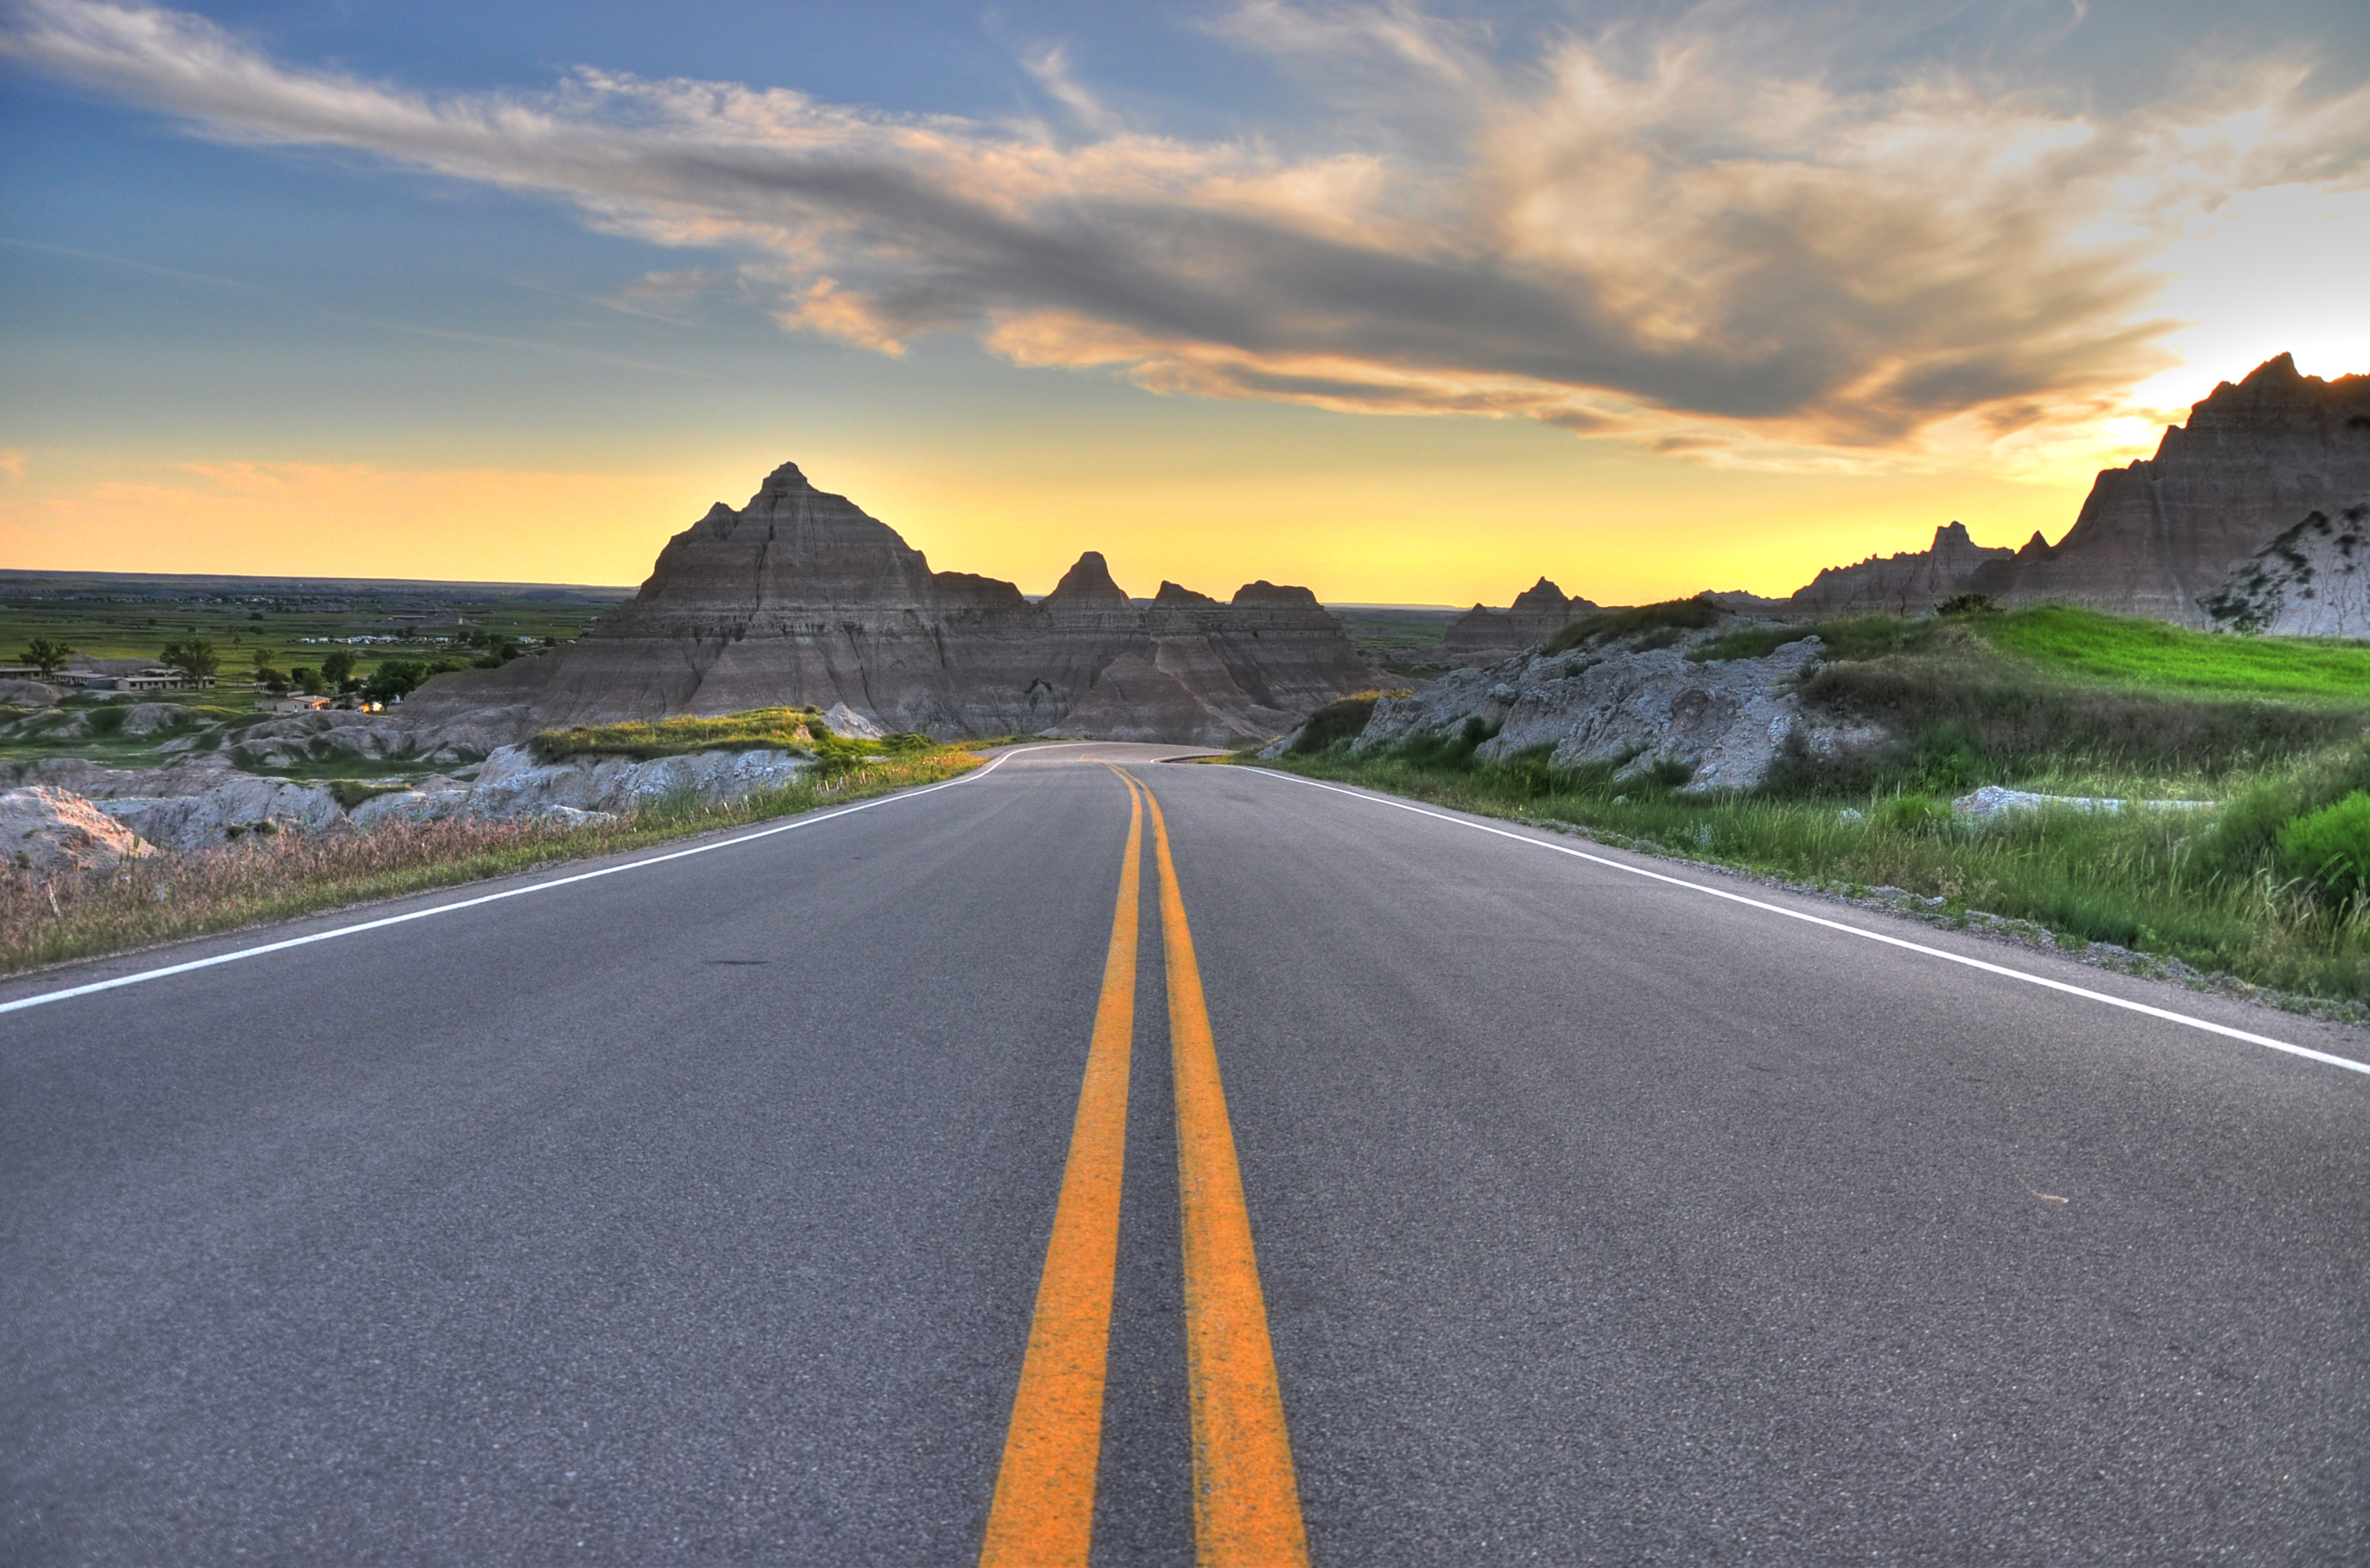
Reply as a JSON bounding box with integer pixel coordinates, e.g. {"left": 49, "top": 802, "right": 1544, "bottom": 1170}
{"left": 1135, "top": 775, "right": 1313, "bottom": 1568}
{"left": 979, "top": 768, "right": 1145, "bottom": 1567}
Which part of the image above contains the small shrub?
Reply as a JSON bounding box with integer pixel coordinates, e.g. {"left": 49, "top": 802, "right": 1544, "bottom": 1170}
{"left": 327, "top": 779, "right": 410, "bottom": 812}
{"left": 1689, "top": 625, "right": 1814, "bottom": 663}
{"left": 1937, "top": 593, "right": 2000, "bottom": 616}
{"left": 1873, "top": 793, "right": 1951, "bottom": 832}
{"left": 1911, "top": 721, "right": 1985, "bottom": 792}
{"left": 1290, "top": 694, "right": 1383, "bottom": 755}
{"left": 2280, "top": 792, "right": 2370, "bottom": 902}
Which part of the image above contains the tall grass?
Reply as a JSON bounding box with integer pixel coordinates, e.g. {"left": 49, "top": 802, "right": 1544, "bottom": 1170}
{"left": 0, "top": 747, "right": 982, "bottom": 975}
{"left": 1270, "top": 741, "right": 2370, "bottom": 1005}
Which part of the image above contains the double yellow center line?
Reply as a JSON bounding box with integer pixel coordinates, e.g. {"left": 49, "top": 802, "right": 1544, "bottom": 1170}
{"left": 980, "top": 767, "right": 1310, "bottom": 1567}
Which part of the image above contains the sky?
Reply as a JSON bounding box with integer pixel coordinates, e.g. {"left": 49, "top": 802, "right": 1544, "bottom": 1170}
{"left": 1, "top": 0, "right": 2366, "bottom": 605}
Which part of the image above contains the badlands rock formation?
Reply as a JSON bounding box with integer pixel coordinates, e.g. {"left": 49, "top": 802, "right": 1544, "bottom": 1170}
{"left": 1782, "top": 355, "right": 2370, "bottom": 626}
{"left": 1972, "top": 356, "right": 2370, "bottom": 625}
{"left": 1787, "top": 523, "right": 2011, "bottom": 616}
{"left": 1438, "top": 578, "right": 1599, "bottom": 663}
{"left": 0, "top": 784, "right": 155, "bottom": 871}
{"left": 1351, "top": 625, "right": 1881, "bottom": 793}
{"left": 401, "top": 463, "right": 1374, "bottom": 747}
{"left": 2198, "top": 502, "right": 2370, "bottom": 637}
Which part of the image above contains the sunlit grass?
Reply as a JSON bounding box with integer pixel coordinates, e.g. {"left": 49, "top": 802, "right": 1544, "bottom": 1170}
{"left": 1975, "top": 605, "right": 2370, "bottom": 698}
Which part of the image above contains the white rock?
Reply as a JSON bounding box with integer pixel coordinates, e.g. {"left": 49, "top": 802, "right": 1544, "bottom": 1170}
{"left": 347, "top": 780, "right": 474, "bottom": 829}
{"left": 0, "top": 786, "right": 157, "bottom": 872}
{"left": 0, "top": 679, "right": 60, "bottom": 707}
{"left": 97, "top": 777, "right": 347, "bottom": 850}
{"left": 462, "top": 744, "right": 815, "bottom": 819}
{"left": 1952, "top": 786, "right": 2215, "bottom": 823}
{"left": 821, "top": 702, "right": 889, "bottom": 740}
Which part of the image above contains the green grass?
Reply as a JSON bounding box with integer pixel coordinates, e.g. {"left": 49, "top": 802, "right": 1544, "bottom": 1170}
{"left": 1543, "top": 595, "right": 1725, "bottom": 654}
{"left": 527, "top": 705, "right": 936, "bottom": 767}
{"left": 1975, "top": 605, "right": 2370, "bottom": 697}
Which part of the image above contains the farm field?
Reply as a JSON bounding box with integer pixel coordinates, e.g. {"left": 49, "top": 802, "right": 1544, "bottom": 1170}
{"left": 0, "top": 569, "right": 628, "bottom": 692}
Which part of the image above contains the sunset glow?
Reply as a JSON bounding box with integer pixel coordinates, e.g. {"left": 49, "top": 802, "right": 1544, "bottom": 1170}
{"left": 4, "top": 1, "right": 2365, "bottom": 599}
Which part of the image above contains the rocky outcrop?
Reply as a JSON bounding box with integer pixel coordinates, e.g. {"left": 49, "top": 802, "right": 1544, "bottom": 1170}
{"left": 1973, "top": 354, "right": 2370, "bottom": 625}
{"left": 1351, "top": 628, "right": 1882, "bottom": 792}
{"left": 0, "top": 785, "right": 156, "bottom": 871}
{"left": 6, "top": 738, "right": 835, "bottom": 855}
{"left": 1439, "top": 578, "right": 1598, "bottom": 664}
{"left": 0, "top": 680, "right": 60, "bottom": 707}
{"left": 1787, "top": 523, "right": 2011, "bottom": 616}
{"left": 461, "top": 745, "right": 815, "bottom": 820}
{"left": 2198, "top": 501, "right": 2370, "bottom": 637}
{"left": 398, "top": 463, "right": 1373, "bottom": 748}
{"left": 97, "top": 776, "right": 349, "bottom": 851}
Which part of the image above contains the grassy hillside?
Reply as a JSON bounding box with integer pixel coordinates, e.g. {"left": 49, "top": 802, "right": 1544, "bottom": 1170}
{"left": 1977, "top": 605, "right": 2370, "bottom": 698}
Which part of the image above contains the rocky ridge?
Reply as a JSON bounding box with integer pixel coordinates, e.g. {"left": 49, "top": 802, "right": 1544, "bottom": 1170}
{"left": 1343, "top": 623, "right": 1882, "bottom": 792}
{"left": 400, "top": 463, "right": 1376, "bottom": 748}
{"left": 1787, "top": 523, "right": 2011, "bottom": 616}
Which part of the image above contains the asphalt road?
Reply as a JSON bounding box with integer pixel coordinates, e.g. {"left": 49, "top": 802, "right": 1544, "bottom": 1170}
{"left": 5, "top": 741, "right": 2367, "bottom": 1565}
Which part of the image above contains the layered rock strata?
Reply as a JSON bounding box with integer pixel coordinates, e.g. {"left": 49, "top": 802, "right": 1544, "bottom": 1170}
{"left": 1787, "top": 523, "right": 2011, "bottom": 616}
{"left": 401, "top": 463, "right": 1374, "bottom": 747}
{"left": 1781, "top": 355, "right": 2370, "bottom": 625}
{"left": 1438, "top": 577, "right": 1597, "bottom": 663}
{"left": 1975, "top": 356, "right": 2370, "bottom": 625}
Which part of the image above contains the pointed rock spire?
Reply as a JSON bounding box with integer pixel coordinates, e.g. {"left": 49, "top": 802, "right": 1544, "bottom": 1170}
{"left": 1045, "top": 551, "right": 1130, "bottom": 608}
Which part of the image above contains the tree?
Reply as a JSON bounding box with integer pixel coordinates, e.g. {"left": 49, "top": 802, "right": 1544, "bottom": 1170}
{"left": 319, "top": 648, "right": 357, "bottom": 690}
{"left": 159, "top": 637, "right": 222, "bottom": 683}
{"left": 252, "top": 664, "right": 291, "bottom": 695}
{"left": 290, "top": 666, "right": 325, "bottom": 696}
{"left": 362, "top": 659, "right": 429, "bottom": 703}
{"left": 18, "top": 637, "right": 70, "bottom": 678}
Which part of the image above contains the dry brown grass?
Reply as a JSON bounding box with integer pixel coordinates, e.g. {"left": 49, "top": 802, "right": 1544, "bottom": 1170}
{"left": 0, "top": 749, "right": 982, "bottom": 976}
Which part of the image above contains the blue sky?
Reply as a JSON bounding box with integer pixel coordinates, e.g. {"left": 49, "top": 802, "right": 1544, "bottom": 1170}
{"left": 3, "top": 1, "right": 2366, "bottom": 600}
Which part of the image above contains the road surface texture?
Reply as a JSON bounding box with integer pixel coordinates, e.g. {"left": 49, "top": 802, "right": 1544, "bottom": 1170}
{"left": 5, "top": 741, "right": 2366, "bottom": 1565}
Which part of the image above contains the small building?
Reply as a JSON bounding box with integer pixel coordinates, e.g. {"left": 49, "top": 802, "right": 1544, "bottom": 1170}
{"left": 108, "top": 668, "right": 216, "bottom": 692}
{"left": 268, "top": 693, "right": 333, "bottom": 713}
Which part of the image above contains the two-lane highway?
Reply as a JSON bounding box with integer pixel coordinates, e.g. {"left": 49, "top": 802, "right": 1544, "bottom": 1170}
{"left": 5, "top": 743, "right": 2367, "bottom": 1564}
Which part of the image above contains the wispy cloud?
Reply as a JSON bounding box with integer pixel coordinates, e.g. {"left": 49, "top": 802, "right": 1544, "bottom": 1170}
{"left": 7, "top": 0, "right": 2363, "bottom": 468}
{"left": 1022, "top": 42, "right": 1125, "bottom": 137}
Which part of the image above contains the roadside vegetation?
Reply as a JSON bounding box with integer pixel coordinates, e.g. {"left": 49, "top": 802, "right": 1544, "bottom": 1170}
{"left": 1267, "top": 603, "right": 2370, "bottom": 1007}
{"left": 528, "top": 705, "right": 935, "bottom": 769}
{"left": 0, "top": 742, "right": 986, "bottom": 976}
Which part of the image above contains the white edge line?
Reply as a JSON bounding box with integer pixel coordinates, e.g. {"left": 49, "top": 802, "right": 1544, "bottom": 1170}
{"left": 1249, "top": 767, "right": 2370, "bottom": 1079}
{"left": 0, "top": 750, "right": 1018, "bottom": 1017}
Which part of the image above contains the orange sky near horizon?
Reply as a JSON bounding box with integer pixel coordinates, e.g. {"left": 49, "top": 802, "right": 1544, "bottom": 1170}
{"left": 0, "top": 435, "right": 2101, "bottom": 608}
